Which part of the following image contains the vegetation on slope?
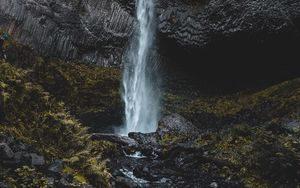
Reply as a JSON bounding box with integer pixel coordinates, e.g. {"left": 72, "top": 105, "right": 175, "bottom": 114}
{"left": 163, "top": 78, "right": 300, "bottom": 187}
{"left": 164, "top": 78, "right": 300, "bottom": 128}
{"left": 0, "top": 32, "right": 120, "bottom": 187}
{"left": 3, "top": 35, "right": 122, "bottom": 130}
{"left": 1, "top": 30, "right": 300, "bottom": 188}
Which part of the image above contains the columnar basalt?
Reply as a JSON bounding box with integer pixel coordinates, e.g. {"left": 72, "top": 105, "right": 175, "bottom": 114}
{"left": 0, "top": 0, "right": 134, "bottom": 66}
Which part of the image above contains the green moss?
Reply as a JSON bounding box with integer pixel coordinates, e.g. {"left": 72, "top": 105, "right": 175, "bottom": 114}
{"left": 164, "top": 78, "right": 300, "bottom": 127}
{"left": 32, "top": 60, "right": 122, "bottom": 123}
{"left": 163, "top": 77, "right": 300, "bottom": 187}
{"left": 160, "top": 133, "right": 183, "bottom": 146}
{"left": 4, "top": 166, "right": 51, "bottom": 188}
{"left": 193, "top": 123, "right": 300, "bottom": 187}
{"left": 0, "top": 35, "right": 120, "bottom": 187}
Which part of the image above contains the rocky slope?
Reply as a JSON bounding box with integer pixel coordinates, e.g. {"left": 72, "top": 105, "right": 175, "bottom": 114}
{"left": 0, "top": 32, "right": 119, "bottom": 187}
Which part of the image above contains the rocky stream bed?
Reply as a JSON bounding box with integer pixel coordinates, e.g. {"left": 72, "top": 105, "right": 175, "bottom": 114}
{"left": 92, "top": 114, "right": 241, "bottom": 188}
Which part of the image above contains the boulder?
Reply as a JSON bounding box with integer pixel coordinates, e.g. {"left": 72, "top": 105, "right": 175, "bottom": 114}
{"left": 0, "top": 143, "right": 14, "bottom": 160}
{"left": 13, "top": 151, "right": 30, "bottom": 164}
{"left": 128, "top": 132, "right": 158, "bottom": 146}
{"left": 157, "top": 114, "right": 199, "bottom": 136}
{"left": 0, "top": 182, "right": 10, "bottom": 188}
{"left": 48, "top": 160, "right": 64, "bottom": 173}
{"left": 115, "top": 176, "right": 139, "bottom": 188}
{"left": 30, "top": 153, "right": 45, "bottom": 166}
{"left": 283, "top": 120, "right": 300, "bottom": 133}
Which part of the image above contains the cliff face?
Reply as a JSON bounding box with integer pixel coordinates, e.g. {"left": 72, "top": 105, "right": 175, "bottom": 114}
{"left": 0, "top": 0, "right": 134, "bottom": 66}
{"left": 1, "top": 0, "right": 300, "bottom": 75}
{"left": 157, "top": 0, "right": 300, "bottom": 48}
{"left": 157, "top": 0, "right": 300, "bottom": 79}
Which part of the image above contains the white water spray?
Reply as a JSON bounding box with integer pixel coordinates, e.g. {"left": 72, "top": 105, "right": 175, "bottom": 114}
{"left": 120, "top": 0, "right": 160, "bottom": 134}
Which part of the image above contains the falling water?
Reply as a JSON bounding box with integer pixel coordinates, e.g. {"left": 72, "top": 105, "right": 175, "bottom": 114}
{"left": 120, "top": 0, "right": 160, "bottom": 134}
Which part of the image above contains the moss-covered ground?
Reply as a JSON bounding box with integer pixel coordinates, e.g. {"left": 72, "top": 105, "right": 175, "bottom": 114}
{"left": 1, "top": 31, "right": 300, "bottom": 187}
{"left": 0, "top": 32, "right": 119, "bottom": 187}
{"left": 163, "top": 76, "right": 300, "bottom": 187}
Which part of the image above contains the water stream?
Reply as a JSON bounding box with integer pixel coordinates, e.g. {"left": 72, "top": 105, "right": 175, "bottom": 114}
{"left": 120, "top": 0, "right": 160, "bottom": 134}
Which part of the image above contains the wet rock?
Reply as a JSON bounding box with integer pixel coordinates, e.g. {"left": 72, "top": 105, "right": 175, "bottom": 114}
{"left": 91, "top": 133, "right": 138, "bottom": 146}
{"left": 159, "top": 178, "right": 169, "bottom": 183}
{"left": 283, "top": 120, "right": 300, "bottom": 133}
{"left": 13, "top": 151, "right": 30, "bottom": 164}
{"left": 0, "top": 182, "right": 10, "bottom": 188}
{"left": 18, "top": 143, "right": 29, "bottom": 151}
{"left": 58, "top": 178, "right": 72, "bottom": 187}
{"left": 30, "top": 153, "right": 45, "bottom": 166}
{"left": 48, "top": 160, "right": 64, "bottom": 173}
{"left": 115, "top": 176, "right": 138, "bottom": 188}
{"left": 46, "top": 177, "right": 55, "bottom": 187}
{"left": 133, "top": 165, "right": 159, "bottom": 181}
{"left": 107, "top": 114, "right": 240, "bottom": 187}
{"left": 157, "top": 113, "right": 199, "bottom": 137}
{"left": 127, "top": 132, "right": 161, "bottom": 157}
{"left": 0, "top": 143, "right": 14, "bottom": 160}
{"left": 61, "top": 173, "right": 74, "bottom": 183}
{"left": 209, "top": 182, "right": 218, "bottom": 188}
{"left": 13, "top": 152, "right": 22, "bottom": 163}
{"left": 128, "top": 132, "right": 157, "bottom": 145}
{"left": 4, "top": 137, "right": 14, "bottom": 145}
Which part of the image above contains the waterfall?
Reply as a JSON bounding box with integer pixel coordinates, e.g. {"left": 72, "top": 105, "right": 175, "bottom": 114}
{"left": 120, "top": 0, "right": 160, "bottom": 134}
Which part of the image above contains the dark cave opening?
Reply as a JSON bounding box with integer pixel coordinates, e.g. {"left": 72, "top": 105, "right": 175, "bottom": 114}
{"left": 159, "top": 30, "right": 300, "bottom": 94}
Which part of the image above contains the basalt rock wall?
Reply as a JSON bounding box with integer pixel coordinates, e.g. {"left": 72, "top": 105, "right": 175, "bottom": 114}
{"left": 1, "top": 0, "right": 300, "bottom": 78}
{"left": 157, "top": 0, "right": 300, "bottom": 79}
{"left": 0, "top": 0, "right": 134, "bottom": 66}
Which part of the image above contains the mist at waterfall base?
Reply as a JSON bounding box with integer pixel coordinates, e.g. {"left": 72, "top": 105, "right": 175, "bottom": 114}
{"left": 116, "top": 0, "right": 160, "bottom": 135}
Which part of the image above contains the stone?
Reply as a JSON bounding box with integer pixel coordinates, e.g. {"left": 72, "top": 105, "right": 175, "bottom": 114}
{"left": 48, "top": 160, "right": 64, "bottom": 173}
{"left": 128, "top": 132, "right": 158, "bottom": 146}
{"left": 18, "top": 143, "right": 29, "bottom": 151}
{"left": 91, "top": 133, "right": 138, "bottom": 146}
{"left": 30, "top": 153, "right": 45, "bottom": 166}
{"left": 115, "top": 176, "right": 138, "bottom": 188}
{"left": 157, "top": 113, "right": 199, "bottom": 136}
{"left": 0, "top": 182, "right": 10, "bottom": 188}
{"left": 62, "top": 173, "right": 74, "bottom": 183}
{"left": 283, "top": 120, "right": 300, "bottom": 133}
{"left": 59, "top": 178, "right": 71, "bottom": 187}
{"left": 160, "top": 178, "right": 169, "bottom": 183}
{"left": 46, "top": 177, "right": 55, "bottom": 186}
{"left": 209, "top": 182, "right": 218, "bottom": 188}
{"left": 13, "top": 151, "right": 25, "bottom": 163}
{"left": 0, "top": 143, "right": 14, "bottom": 160}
